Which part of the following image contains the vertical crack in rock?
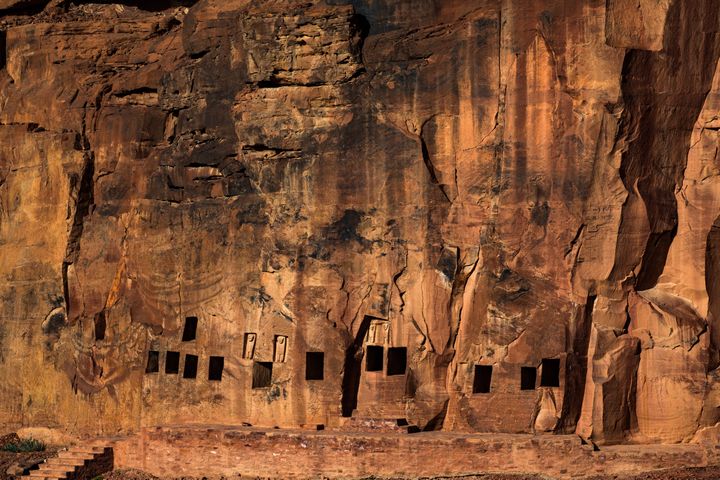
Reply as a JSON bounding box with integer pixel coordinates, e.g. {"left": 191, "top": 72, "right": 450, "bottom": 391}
{"left": 564, "top": 224, "right": 585, "bottom": 258}
{"left": 62, "top": 152, "right": 95, "bottom": 316}
{"left": 340, "top": 315, "right": 373, "bottom": 417}
{"left": 419, "top": 129, "right": 451, "bottom": 203}
{"left": 349, "top": 13, "right": 370, "bottom": 63}
{"left": 446, "top": 252, "right": 480, "bottom": 354}
{"left": 557, "top": 294, "right": 595, "bottom": 433}
{"left": 635, "top": 225, "right": 678, "bottom": 290}
{"left": 611, "top": 0, "right": 720, "bottom": 288}
{"left": 418, "top": 283, "right": 437, "bottom": 353}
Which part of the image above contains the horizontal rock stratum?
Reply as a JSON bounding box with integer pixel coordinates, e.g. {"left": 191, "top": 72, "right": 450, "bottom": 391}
{"left": 1, "top": 0, "right": 720, "bottom": 449}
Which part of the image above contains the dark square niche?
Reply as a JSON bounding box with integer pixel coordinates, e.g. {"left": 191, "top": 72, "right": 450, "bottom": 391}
{"left": 182, "top": 316, "right": 198, "bottom": 342}
{"left": 209, "top": 356, "right": 224, "bottom": 381}
{"left": 387, "top": 347, "right": 407, "bottom": 376}
{"left": 540, "top": 358, "right": 560, "bottom": 387}
{"left": 306, "top": 352, "right": 324, "bottom": 381}
{"left": 473, "top": 365, "right": 492, "bottom": 394}
{"left": 165, "top": 351, "right": 180, "bottom": 374}
{"left": 365, "top": 345, "right": 383, "bottom": 372}
{"left": 183, "top": 354, "right": 198, "bottom": 379}
{"left": 145, "top": 351, "right": 159, "bottom": 373}
{"left": 520, "top": 366, "right": 536, "bottom": 390}
{"left": 252, "top": 361, "right": 272, "bottom": 388}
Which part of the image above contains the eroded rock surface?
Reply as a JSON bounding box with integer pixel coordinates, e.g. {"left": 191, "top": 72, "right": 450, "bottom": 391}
{"left": 0, "top": 0, "right": 720, "bottom": 446}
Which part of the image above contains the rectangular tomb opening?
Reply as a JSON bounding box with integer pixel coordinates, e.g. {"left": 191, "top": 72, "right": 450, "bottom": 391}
{"left": 473, "top": 365, "right": 492, "bottom": 393}
{"left": 540, "top": 358, "right": 560, "bottom": 387}
{"left": 366, "top": 345, "right": 383, "bottom": 372}
{"left": 252, "top": 361, "right": 272, "bottom": 388}
{"left": 165, "top": 351, "right": 180, "bottom": 374}
{"left": 306, "top": 351, "right": 324, "bottom": 380}
{"left": 520, "top": 366, "right": 536, "bottom": 390}
{"left": 183, "top": 354, "right": 198, "bottom": 379}
{"left": 94, "top": 311, "right": 106, "bottom": 341}
{"left": 209, "top": 356, "right": 224, "bottom": 381}
{"left": 386, "top": 347, "right": 407, "bottom": 376}
{"left": 146, "top": 351, "right": 159, "bottom": 373}
{"left": 182, "top": 316, "right": 198, "bottom": 341}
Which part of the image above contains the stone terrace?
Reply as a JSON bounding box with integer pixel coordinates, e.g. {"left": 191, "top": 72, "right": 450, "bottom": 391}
{"left": 108, "top": 426, "right": 715, "bottom": 479}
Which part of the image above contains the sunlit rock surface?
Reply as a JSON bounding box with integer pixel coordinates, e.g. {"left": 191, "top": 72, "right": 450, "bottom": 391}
{"left": 1, "top": 0, "right": 720, "bottom": 447}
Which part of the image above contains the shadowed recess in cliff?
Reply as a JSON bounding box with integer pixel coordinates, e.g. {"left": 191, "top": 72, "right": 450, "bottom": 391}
{"left": 341, "top": 315, "right": 374, "bottom": 417}
{"left": 706, "top": 215, "right": 720, "bottom": 368}
{"left": 63, "top": 153, "right": 95, "bottom": 316}
{"left": 349, "top": 13, "right": 370, "bottom": 59}
{"left": 610, "top": 0, "right": 720, "bottom": 288}
{"left": 419, "top": 124, "right": 452, "bottom": 203}
{"left": 556, "top": 294, "right": 595, "bottom": 433}
{"left": 324, "top": 0, "right": 445, "bottom": 34}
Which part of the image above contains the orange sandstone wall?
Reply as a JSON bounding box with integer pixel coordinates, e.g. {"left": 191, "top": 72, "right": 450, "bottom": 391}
{"left": 0, "top": 0, "right": 719, "bottom": 445}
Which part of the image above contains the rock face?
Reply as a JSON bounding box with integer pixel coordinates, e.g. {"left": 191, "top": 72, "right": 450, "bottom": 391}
{"left": 1, "top": 0, "right": 720, "bottom": 446}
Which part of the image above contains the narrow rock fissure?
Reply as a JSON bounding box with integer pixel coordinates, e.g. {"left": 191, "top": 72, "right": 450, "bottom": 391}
{"left": 419, "top": 132, "right": 451, "bottom": 203}
{"left": 62, "top": 153, "right": 95, "bottom": 314}
{"left": 340, "top": 315, "right": 373, "bottom": 417}
{"left": 636, "top": 225, "right": 678, "bottom": 290}
{"left": 557, "top": 294, "right": 595, "bottom": 433}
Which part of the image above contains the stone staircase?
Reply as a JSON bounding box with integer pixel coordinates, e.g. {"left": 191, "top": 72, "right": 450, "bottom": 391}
{"left": 22, "top": 443, "right": 113, "bottom": 480}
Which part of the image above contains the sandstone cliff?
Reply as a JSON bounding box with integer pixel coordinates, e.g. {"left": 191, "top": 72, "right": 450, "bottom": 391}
{"left": 1, "top": 0, "right": 719, "bottom": 445}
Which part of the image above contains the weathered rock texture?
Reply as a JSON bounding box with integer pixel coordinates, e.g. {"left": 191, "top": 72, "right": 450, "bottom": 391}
{"left": 1, "top": 0, "right": 720, "bottom": 447}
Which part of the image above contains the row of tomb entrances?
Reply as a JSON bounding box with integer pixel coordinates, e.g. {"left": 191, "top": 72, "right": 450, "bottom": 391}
{"left": 143, "top": 346, "right": 411, "bottom": 387}
{"left": 145, "top": 317, "right": 559, "bottom": 393}
{"left": 472, "top": 358, "right": 560, "bottom": 394}
{"left": 143, "top": 316, "right": 410, "bottom": 386}
{"left": 145, "top": 350, "right": 224, "bottom": 381}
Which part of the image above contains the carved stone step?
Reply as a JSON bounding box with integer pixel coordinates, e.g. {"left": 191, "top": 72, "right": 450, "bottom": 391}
{"left": 44, "top": 457, "right": 87, "bottom": 467}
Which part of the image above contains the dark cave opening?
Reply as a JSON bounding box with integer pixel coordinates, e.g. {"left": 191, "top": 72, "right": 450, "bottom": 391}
{"left": 94, "top": 310, "right": 106, "bottom": 341}
{"left": 386, "top": 347, "right": 407, "bottom": 376}
{"left": 183, "top": 354, "right": 198, "bottom": 379}
{"left": 305, "top": 352, "right": 324, "bottom": 381}
{"left": 208, "top": 356, "right": 224, "bottom": 381}
{"left": 181, "top": 316, "right": 198, "bottom": 342}
{"left": 145, "top": 351, "right": 159, "bottom": 373}
{"left": 540, "top": 358, "right": 560, "bottom": 387}
{"left": 520, "top": 366, "right": 536, "bottom": 390}
{"left": 365, "top": 345, "right": 383, "bottom": 372}
{"left": 252, "top": 361, "right": 272, "bottom": 388}
{"left": 473, "top": 365, "right": 492, "bottom": 394}
{"left": 165, "top": 351, "right": 180, "bottom": 374}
